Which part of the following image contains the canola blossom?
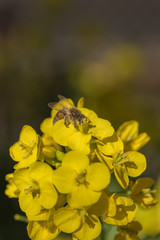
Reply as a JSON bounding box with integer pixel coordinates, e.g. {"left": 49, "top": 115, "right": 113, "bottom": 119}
{"left": 5, "top": 96, "right": 157, "bottom": 240}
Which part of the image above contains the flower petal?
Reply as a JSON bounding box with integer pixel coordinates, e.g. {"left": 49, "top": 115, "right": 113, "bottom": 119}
{"left": 117, "top": 120, "right": 138, "bottom": 141}
{"left": 98, "top": 137, "right": 124, "bottom": 156}
{"left": 74, "top": 214, "right": 102, "bottom": 240}
{"left": 40, "top": 181, "right": 58, "bottom": 209}
{"left": 53, "top": 166, "right": 76, "bottom": 194}
{"left": 19, "top": 191, "right": 41, "bottom": 215}
{"left": 52, "top": 120, "right": 76, "bottom": 146}
{"left": 40, "top": 118, "right": 53, "bottom": 137}
{"left": 68, "top": 184, "right": 102, "bottom": 208}
{"left": 62, "top": 151, "right": 89, "bottom": 174}
{"left": 27, "top": 219, "right": 60, "bottom": 240}
{"left": 114, "top": 165, "right": 129, "bottom": 189}
{"left": 29, "top": 162, "right": 54, "bottom": 183}
{"left": 125, "top": 151, "right": 146, "bottom": 177}
{"left": 20, "top": 125, "right": 37, "bottom": 146}
{"left": 86, "top": 163, "right": 110, "bottom": 191}
{"left": 80, "top": 108, "right": 98, "bottom": 120}
{"left": 91, "top": 118, "right": 114, "bottom": 140}
{"left": 67, "top": 131, "right": 91, "bottom": 155}
{"left": 54, "top": 207, "right": 81, "bottom": 233}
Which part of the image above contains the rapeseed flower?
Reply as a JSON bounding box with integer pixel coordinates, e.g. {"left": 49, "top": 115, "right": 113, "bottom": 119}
{"left": 14, "top": 162, "right": 58, "bottom": 215}
{"left": 5, "top": 95, "right": 156, "bottom": 240}
{"left": 53, "top": 150, "right": 110, "bottom": 207}
{"left": 117, "top": 120, "right": 150, "bottom": 151}
{"left": 97, "top": 137, "right": 146, "bottom": 189}
{"left": 27, "top": 208, "right": 60, "bottom": 240}
{"left": 5, "top": 173, "right": 19, "bottom": 198}
{"left": 54, "top": 205, "right": 102, "bottom": 240}
{"left": 10, "top": 125, "right": 43, "bottom": 169}
{"left": 104, "top": 194, "right": 137, "bottom": 226}
{"left": 129, "top": 178, "right": 157, "bottom": 208}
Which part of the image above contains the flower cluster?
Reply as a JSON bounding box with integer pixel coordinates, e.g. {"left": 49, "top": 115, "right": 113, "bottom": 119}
{"left": 5, "top": 96, "right": 157, "bottom": 240}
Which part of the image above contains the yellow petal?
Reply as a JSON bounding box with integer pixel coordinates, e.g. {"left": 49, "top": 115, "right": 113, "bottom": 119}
{"left": 91, "top": 118, "right": 114, "bottom": 140}
{"left": 125, "top": 151, "right": 146, "bottom": 177}
{"left": 53, "top": 166, "right": 77, "bottom": 194}
{"left": 54, "top": 207, "right": 81, "bottom": 233}
{"left": 98, "top": 137, "right": 124, "bottom": 156}
{"left": 40, "top": 181, "right": 58, "bottom": 209}
{"left": 107, "top": 194, "right": 117, "bottom": 217}
{"left": 19, "top": 191, "right": 41, "bottom": 215}
{"left": 68, "top": 184, "right": 102, "bottom": 208}
{"left": 86, "top": 163, "right": 110, "bottom": 191}
{"left": 27, "top": 209, "right": 50, "bottom": 221}
{"left": 130, "top": 132, "right": 150, "bottom": 151}
{"left": 10, "top": 142, "right": 23, "bottom": 162}
{"left": 13, "top": 147, "right": 38, "bottom": 169}
{"left": 62, "top": 151, "right": 89, "bottom": 174}
{"left": 29, "top": 162, "right": 54, "bottom": 183}
{"left": 52, "top": 120, "right": 76, "bottom": 146}
{"left": 80, "top": 108, "right": 98, "bottom": 120}
{"left": 114, "top": 165, "right": 129, "bottom": 189}
{"left": 14, "top": 168, "right": 31, "bottom": 191}
{"left": 20, "top": 125, "right": 37, "bottom": 146}
{"left": 67, "top": 131, "right": 91, "bottom": 155}
{"left": 77, "top": 97, "right": 84, "bottom": 108}
{"left": 116, "top": 196, "right": 135, "bottom": 207}
{"left": 27, "top": 219, "right": 60, "bottom": 240}
{"left": 40, "top": 118, "right": 53, "bottom": 137}
{"left": 74, "top": 214, "right": 102, "bottom": 240}
{"left": 117, "top": 120, "right": 138, "bottom": 141}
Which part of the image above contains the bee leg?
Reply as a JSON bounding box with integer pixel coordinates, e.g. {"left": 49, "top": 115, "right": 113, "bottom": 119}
{"left": 64, "top": 115, "right": 69, "bottom": 128}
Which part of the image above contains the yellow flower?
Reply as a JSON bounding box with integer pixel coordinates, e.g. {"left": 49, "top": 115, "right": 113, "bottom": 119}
{"left": 53, "top": 151, "right": 110, "bottom": 208}
{"left": 117, "top": 120, "right": 150, "bottom": 151}
{"left": 27, "top": 208, "right": 60, "bottom": 240}
{"left": 41, "top": 97, "right": 114, "bottom": 155}
{"left": 5, "top": 173, "right": 19, "bottom": 198}
{"left": 104, "top": 194, "right": 137, "bottom": 226}
{"left": 114, "top": 221, "right": 142, "bottom": 240}
{"left": 10, "top": 125, "right": 43, "bottom": 169}
{"left": 130, "top": 178, "right": 157, "bottom": 208}
{"left": 52, "top": 108, "right": 114, "bottom": 154}
{"left": 97, "top": 137, "right": 146, "bottom": 189}
{"left": 54, "top": 205, "right": 102, "bottom": 240}
{"left": 14, "top": 162, "right": 58, "bottom": 215}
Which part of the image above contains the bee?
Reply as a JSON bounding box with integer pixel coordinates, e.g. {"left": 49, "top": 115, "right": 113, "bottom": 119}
{"left": 48, "top": 95, "right": 87, "bottom": 127}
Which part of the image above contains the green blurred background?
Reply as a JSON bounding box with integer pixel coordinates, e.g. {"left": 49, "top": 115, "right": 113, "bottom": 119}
{"left": 1, "top": 0, "right": 160, "bottom": 239}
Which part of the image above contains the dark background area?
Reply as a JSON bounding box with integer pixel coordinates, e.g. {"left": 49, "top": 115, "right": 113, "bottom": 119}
{"left": 0, "top": 1, "right": 160, "bottom": 239}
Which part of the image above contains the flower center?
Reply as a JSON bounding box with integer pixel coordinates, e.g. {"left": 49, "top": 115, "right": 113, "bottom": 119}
{"left": 24, "top": 180, "right": 40, "bottom": 198}
{"left": 113, "top": 151, "right": 130, "bottom": 166}
{"left": 19, "top": 140, "right": 36, "bottom": 159}
{"left": 79, "top": 209, "right": 88, "bottom": 223}
{"left": 75, "top": 170, "right": 87, "bottom": 186}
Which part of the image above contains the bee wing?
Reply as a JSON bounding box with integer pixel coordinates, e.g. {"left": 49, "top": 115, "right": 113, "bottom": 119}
{"left": 58, "top": 95, "right": 74, "bottom": 108}
{"left": 48, "top": 102, "right": 57, "bottom": 109}
{"left": 48, "top": 102, "right": 62, "bottom": 111}
{"left": 48, "top": 100, "right": 70, "bottom": 111}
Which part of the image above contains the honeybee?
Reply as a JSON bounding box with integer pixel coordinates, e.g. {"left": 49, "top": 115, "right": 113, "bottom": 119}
{"left": 48, "top": 95, "right": 88, "bottom": 127}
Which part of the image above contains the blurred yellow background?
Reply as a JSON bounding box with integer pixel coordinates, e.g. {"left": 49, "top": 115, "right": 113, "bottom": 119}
{"left": 0, "top": 1, "right": 160, "bottom": 239}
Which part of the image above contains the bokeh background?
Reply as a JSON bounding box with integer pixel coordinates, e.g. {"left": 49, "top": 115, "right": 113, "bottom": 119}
{"left": 1, "top": 0, "right": 160, "bottom": 239}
